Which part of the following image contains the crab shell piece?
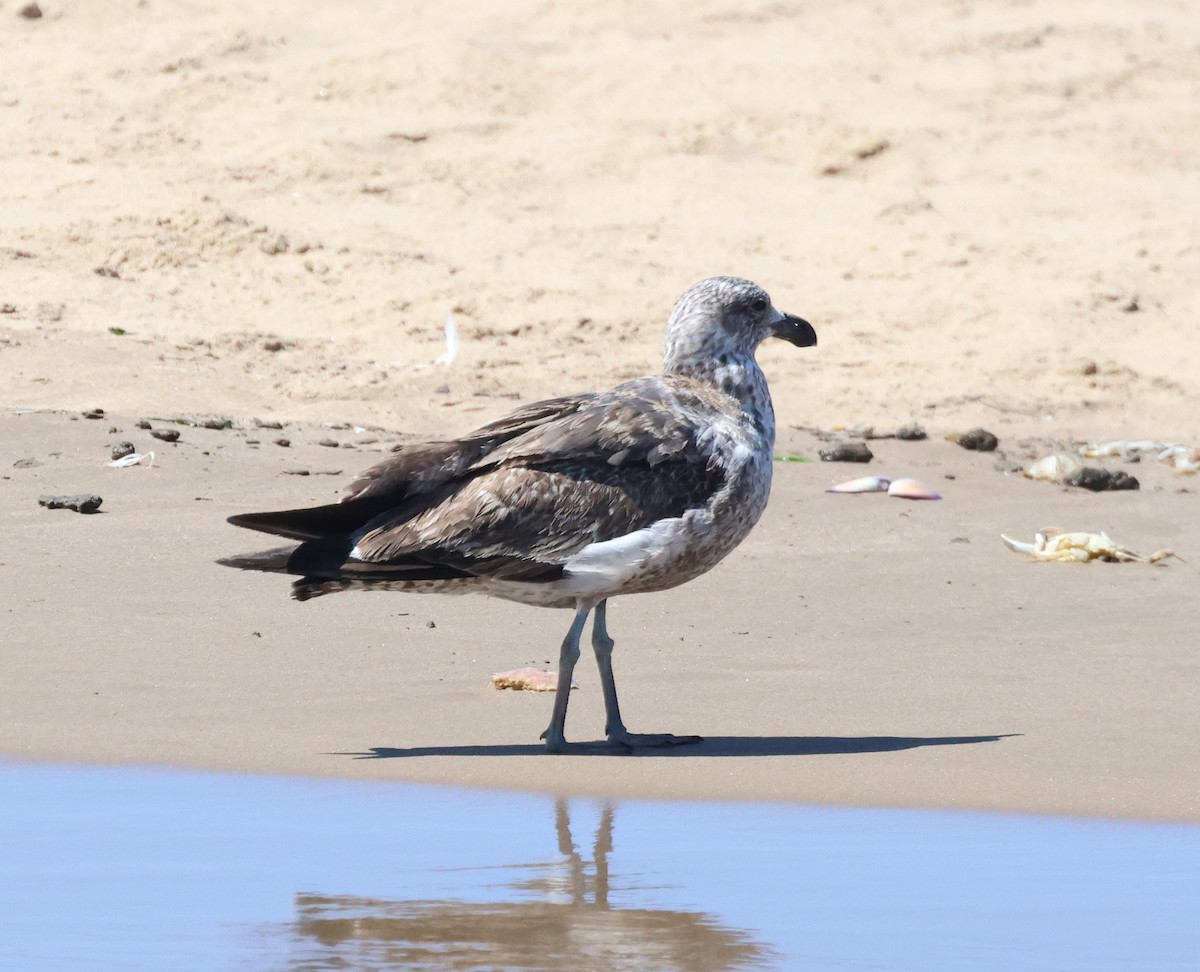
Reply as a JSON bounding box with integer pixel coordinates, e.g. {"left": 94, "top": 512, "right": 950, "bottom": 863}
{"left": 1001, "top": 531, "right": 1176, "bottom": 564}
{"left": 826, "top": 475, "right": 891, "bottom": 493}
{"left": 1167, "top": 450, "right": 1200, "bottom": 474}
{"left": 887, "top": 477, "right": 941, "bottom": 500}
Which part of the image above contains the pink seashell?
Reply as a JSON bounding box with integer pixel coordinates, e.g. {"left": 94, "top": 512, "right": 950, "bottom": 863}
{"left": 826, "top": 475, "right": 891, "bottom": 494}
{"left": 886, "top": 477, "right": 941, "bottom": 500}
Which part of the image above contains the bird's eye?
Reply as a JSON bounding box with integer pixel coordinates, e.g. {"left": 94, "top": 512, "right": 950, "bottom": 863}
{"left": 751, "top": 297, "right": 768, "bottom": 312}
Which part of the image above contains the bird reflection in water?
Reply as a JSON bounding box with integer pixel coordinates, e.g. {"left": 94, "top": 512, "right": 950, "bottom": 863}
{"left": 284, "top": 799, "right": 773, "bottom": 971}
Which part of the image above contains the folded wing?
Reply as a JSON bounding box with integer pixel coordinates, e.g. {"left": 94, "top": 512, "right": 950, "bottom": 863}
{"left": 226, "top": 377, "right": 732, "bottom": 587}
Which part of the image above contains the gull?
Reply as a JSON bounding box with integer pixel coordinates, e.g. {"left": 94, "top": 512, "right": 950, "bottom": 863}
{"left": 219, "top": 276, "right": 816, "bottom": 752}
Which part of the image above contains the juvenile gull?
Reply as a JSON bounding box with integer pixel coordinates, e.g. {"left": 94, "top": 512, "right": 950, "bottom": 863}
{"left": 220, "top": 276, "right": 816, "bottom": 752}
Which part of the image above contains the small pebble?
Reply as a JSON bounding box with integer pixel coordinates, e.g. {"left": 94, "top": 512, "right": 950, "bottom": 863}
{"left": 956, "top": 428, "right": 999, "bottom": 451}
{"left": 318, "top": 438, "right": 339, "bottom": 448}
{"left": 111, "top": 441, "right": 135, "bottom": 461}
{"left": 150, "top": 428, "right": 180, "bottom": 442}
{"left": 819, "top": 441, "right": 873, "bottom": 463}
{"left": 19, "top": 2, "right": 43, "bottom": 18}
{"left": 39, "top": 493, "right": 103, "bottom": 514}
{"left": 274, "top": 438, "right": 291, "bottom": 448}
{"left": 135, "top": 419, "right": 152, "bottom": 429}
{"left": 1065, "top": 468, "right": 1140, "bottom": 492}
{"left": 896, "top": 424, "right": 927, "bottom": 441}
{"left": 82, "top": 408, "right": 105, "bottom": 420}
{"left": 254, "top": 418, "right": 284, "bottom": 430}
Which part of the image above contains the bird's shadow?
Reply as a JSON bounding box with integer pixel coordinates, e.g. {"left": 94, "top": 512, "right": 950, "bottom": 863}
{"left": 338, "top": 733, "right": 1017, "bottom": 760}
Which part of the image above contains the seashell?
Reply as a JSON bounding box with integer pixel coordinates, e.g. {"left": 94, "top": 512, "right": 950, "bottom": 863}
{"left": 107, "top": 450, "right": 155, "bottom": 468}
{"left": 886, "top": 477, "right": 941, "bottom": 500}
{"left": 826, "top": 475, "right": 891, "bottom": 493}
{"left": 1024, "top": 453, "right": 1082, "bottom": 483}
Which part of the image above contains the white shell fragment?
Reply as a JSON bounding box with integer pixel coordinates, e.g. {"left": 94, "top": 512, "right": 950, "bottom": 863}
{"left": 434, "top": 311, "right": 459, "bottom": 366}
{"left": 826, "top": 475, "right": 890, "bottom": 493}
{"left": 1165, "top": 448, "right": 1200, "bottom": 474}
{"left": 1081, "top": 440, "right": 1199, "bottom": 473}
{"left": 1024, "top": 453, "right": 1082, "bottom": 483}
{"left": 1001, "top": 531, "right": 1178, "bottom": 564}
{"left": 106, "top": 450, "right": 155, "bottom": 468}
{"left": 886, "top": 477, "right": 941, "bottom": 500}
{"left": 491, "top": 668, "right": 578, "bottom": 692}
{"left": 1082, "top": 440, "right": 1167, "bottom": 459}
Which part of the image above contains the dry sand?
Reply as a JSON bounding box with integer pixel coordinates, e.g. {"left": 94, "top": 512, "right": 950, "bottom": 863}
{"left": 3, "top": 0, "right": 1199, "bottom": 821}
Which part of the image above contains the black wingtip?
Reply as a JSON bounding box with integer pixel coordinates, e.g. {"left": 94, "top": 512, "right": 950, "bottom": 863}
{"left": 226, "top": 494, "right": 410, "bottom": 542}
{"left": 226, "top": 510, "right": 309, "bottom": 539}
{"left": 226, "top": 506, "right": 357, "bottom": 542}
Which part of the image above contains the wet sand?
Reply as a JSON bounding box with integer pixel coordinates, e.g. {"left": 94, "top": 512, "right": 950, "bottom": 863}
{"left": 3, "top": 410, "right": 1197, "bottom": 822}
{"left": 3, "top": 0, "right": 1199, "bottom": 821}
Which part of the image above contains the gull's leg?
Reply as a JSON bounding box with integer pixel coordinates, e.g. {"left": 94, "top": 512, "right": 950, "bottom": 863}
{"left": 540, "top": 602, "right": 591, "bottom": 753}
{"left": 591, "top": 600, "right": 627, "bottom": 738}
{"left": 591, "top": 599, "right": 702, "bottom": 749}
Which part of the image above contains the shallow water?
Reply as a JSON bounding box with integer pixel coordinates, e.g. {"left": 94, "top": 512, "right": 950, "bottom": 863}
{"left": 1, "top": 763, "right": 1197, "bottom": 971}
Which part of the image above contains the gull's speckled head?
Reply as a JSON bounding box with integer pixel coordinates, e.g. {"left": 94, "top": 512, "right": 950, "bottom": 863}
{"left": 663, "top": 276, "right": 815, "bottom": 373}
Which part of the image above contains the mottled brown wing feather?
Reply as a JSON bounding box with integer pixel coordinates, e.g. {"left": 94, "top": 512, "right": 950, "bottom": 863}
{"left": 349, "top": 458, "right": 720, "bottom": 570}
{"left": 230, "top": 378, "right": 730, "bottom": 585}
{"left": 348, "top": 379, "right": 731, "bottom": 573}
{"left": 473, "top": 377, "right": 726, "bottom": 474}
{"left": 227, "top": 393, "right": 597, "bottom": 542}
{"left": 340, "top": 393, "right": 597, "bottom": 504}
